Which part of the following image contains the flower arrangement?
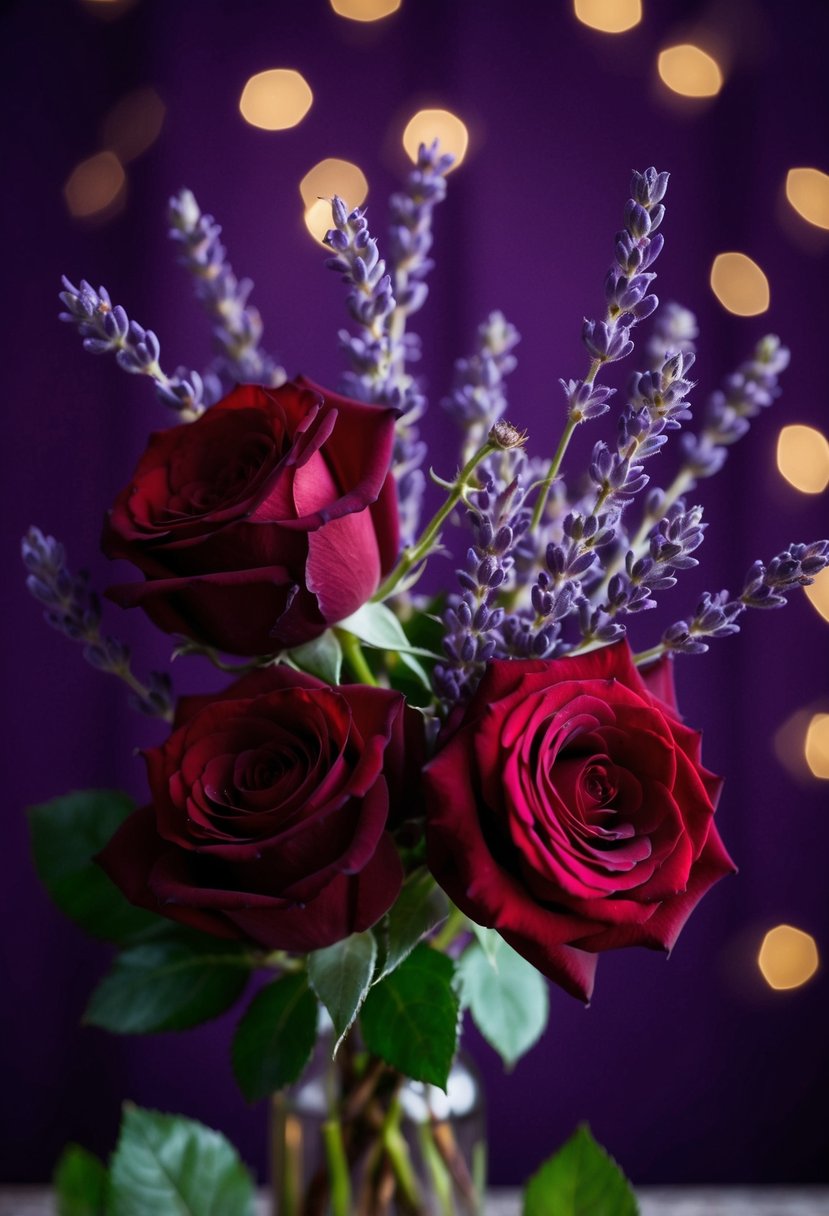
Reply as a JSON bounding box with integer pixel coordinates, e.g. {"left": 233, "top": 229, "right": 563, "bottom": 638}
{"left": 23, "top": 145, "right": 827, "bottom": 1215}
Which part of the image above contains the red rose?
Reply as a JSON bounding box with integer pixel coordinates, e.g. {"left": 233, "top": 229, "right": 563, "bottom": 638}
{"left": 98, "top": 667, "right": 423, "bottom": 951}
{"left": 103, "top": 378, "right": 399, "bottom": 655}
{"left": 424, "top": 641, "right": 734, "bottom": 1002}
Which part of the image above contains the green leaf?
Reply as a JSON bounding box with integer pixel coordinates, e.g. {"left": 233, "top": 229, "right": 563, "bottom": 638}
{"left": 108, "top": 1104, "right": 255, "bottom": 1216}
{"left": 84, "top": 936, "right": 250, "bottom": 1034}
{"left": 337, "top": 602, "right": 440, "bottom": 660}
{"left": 470, "top": 923, "right": 500, "bottom": 967}
{"left": 231, "top": 973, "right": 318, "bottom": 1101}
{"left": 284, "top": 631, "right": 343, "bottom": 685}
{"left": 456, "top": 935, "right": 549, "bottom": 1068}
{"left": 54, "top": 1144, "right": 108, "bottom": 1216}
{"left": 360, "top": 944, "right": 459, "bottom": 1089}
{"left": 308, "top": 932, "right": 377, "bottom": 1056}
{"left": 28, "top": 789, "right": 162, "bottom": 944}
{"left": 523, "top": 1124, "right": 639, "bottom": 1216}
{"left": 375, "top": 869, "right": 449, "bottom": 983}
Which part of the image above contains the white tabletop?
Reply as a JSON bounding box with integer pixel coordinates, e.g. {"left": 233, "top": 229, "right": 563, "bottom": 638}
{"left": 3, "top": 1187, "right": 829, "bottom": 1214}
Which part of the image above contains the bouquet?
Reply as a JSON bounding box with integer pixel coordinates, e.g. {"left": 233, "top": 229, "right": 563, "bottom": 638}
{"left": 23, "top": 145, "right": 827, "bottom": 1215}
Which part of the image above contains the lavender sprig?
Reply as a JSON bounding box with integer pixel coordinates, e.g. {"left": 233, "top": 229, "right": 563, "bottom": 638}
{"left": 325, "top": 143, "right": 454, "bottom": 544}
{"left": 388, "top": 140, "right": 455, "bottom": 328}
{"left": 514, "top": 347, "right": 697, "bottom": 650}
{"left": 325, "top": 196, "right": 396, "bottom": 399}
{"left": 577, "top": 167, "right": 668, "bottom": 394}
{"left": 434, "top": 460, "right": 530, "bottom": 704}
{"left": 646, "top": 301, "right": 699, "bottom": 371}
{"left": 22, "top": 527, "right": 174, "bottom": 720}
{"left": 59, "top": 277, "right": 207, "bottom": 420}
{"left": 636, "top": 540, "right": 829, "bottom": 663}
{"left": 442, "top": 311, "right": 521, "bottom": 462}
{"left": 602, "top": 502, "right": 706, "bottom": 618}
{"left": 531, "top": 168, "right": 670, "bottom": 532}
{"left": 168, "top": 189, "right": 285, "bottom": 393}
{"left": 502, "top": 510, "right": 619, "bottom": 660}
{"left": 630, "top": 336, "right": 790, "bottom": 553}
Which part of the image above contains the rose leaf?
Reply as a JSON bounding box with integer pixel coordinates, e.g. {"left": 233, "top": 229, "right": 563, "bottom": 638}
{"left": 470, "top": 923, "right": 501, "bottom": 967}
{"left": 336, "top": 602, "right": 441, "bottom": 661}
{"left": 83, "top": 936, "right": 251, "bottom": 1035}
{"left": 308, "top": 931, "right": 377, "bottom": 1057}
{"left": 284, "top": 630, "right": 343, "bottom": 685}
{"left": 231, "top": 973, "right": 318, "bottom": 1102}
{"left": 456, "top": 937, "right": 549, "bottom": 1069}
{"left": 54, "top": 1144, "right": 108, "bottom": 1216}
{"left": 523, "top": 1124, "right": 639, "bottom": 1216}
{"left": 359, "top": 944, "right": 460, "bottom": 1090}
{"left": 28, "top": 789, "right": 163, "bottom": 945}
{"left": 374, "top": 868, "right": 449, "bottom": 984}
{"left": 109, "top": 1103, "right": 255, "bottom": 1216}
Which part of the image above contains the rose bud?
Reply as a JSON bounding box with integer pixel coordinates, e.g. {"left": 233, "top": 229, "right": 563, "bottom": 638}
{"left": 424, "top": 640, "right": 735, "bottom": 1002}
{"left": 103, "top": 379, "right": 399, "bottom": 656}
{"left": 98, "top": 666, "right": 424, "bottom": 952}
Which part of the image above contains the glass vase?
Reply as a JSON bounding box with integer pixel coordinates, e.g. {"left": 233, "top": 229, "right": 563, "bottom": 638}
{"left": 270, "top": 1032, "right": 486, "bottom": 1216}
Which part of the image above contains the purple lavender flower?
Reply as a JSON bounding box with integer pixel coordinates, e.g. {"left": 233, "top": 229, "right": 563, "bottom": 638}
{"left": 655, "top": 540, "right": 829, "bottom": 658}
{"left": 442, "top": 311, "right": 520, "bottom": 460}
{"left": 325, "top": 142, "right": 454, "bottom": 545}
{"left": 434, "top": 462, "right": 530, "bottom": 703}
{"left": 679, "top": 335, "right": 789, "bottom": 480}
{"left": 646, "top": 302, "right": 698, "bottom": 370}
{"left": 21, "top": 526, "right": 174, "bottom": 719}
{"left": 388, "top": 139, "right": 454, "bottom": 322}
{"left": 168, "top": 188, "right": 285, "bottom": 394}
{"left": 59, "top": 277, "right": 207, "bottom": 420}
{"left": 578, "top": 168, "right": 668, "bottom": 386}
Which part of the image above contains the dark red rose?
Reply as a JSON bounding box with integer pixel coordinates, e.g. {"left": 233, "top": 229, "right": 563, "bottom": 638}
{"left": 98, "top": 666, "right": 424, "bottom": 951}
{"left": 103, "top": 378, "right": 399, "bottom": 655}
{"left": 424, "top": 641, "right": 734, "bottom": 1002}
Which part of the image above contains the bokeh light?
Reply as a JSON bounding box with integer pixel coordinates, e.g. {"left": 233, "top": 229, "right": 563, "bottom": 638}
{"left": 805, "top": 714, "right": 829, "bottom": 779}
{"left": 657, "top": 44, "right": 723, "bottom": 98}
{"left": 773, "top": 707, "right": 814, "bottom": 780}
{"left": 299, "top": 158, "right": 368, "bottom": 209}
{"left": 101, "top": 86, "right": 165, "bottom": 163}
{"left": 785, "top": 167, "right": 829, "bottom": 231}
{"left": 710, "top": 252, "right": 770, "bottom": 316}
{"left": 574, "top": 0, "right": 641, "bottom": 34}
{"left": 402, "top": 108, "right": 468, "bottom": 170}
{"left": 239, "top": 69, "right": 313, "bottom": 131}
{"left": 63, "top": 151, "right": 126, "bottom": 219}
{"left": 776, "top": 424, "right": 829, "bottom": 494}
{"left": 330, "top": 0, "right": 401, "bottom": 21}
{"left": 805, "top": 567, "right": 829, "bottom": 623}
{"left": 758, "top": 925, "right": 819, "bottom": 990}
{"left": 304, "top": 198, "right": 336, "bottom": 245}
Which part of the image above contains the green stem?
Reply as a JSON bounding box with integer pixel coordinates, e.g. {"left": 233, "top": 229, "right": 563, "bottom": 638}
{"left": 417, "top": 1123, "right": 456, "bottom": 1216}
{"left": 530, "top": 357, "right": 601, "bottom": 532}
{"left": 380, "top": 1095, "right": 422, "bottom": 1210}
{"left": 632, "top": 643, "right": 668, "bottom": 666}
{"left": 322, "top": 1119, "right": 352, "bottom": 1216}
{"left": 336, "top": 630, "right": 378, "bottom": 686}
{"left": 431, "top": 905, "right": 468, "bottom": 953}
{"left": 529, "top": 416, "right": 579, "bottom": 532}
{"left": 374, "top": 441, "right": 497, "bottom": 602}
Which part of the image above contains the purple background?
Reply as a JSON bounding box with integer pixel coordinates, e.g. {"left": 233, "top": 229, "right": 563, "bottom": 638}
{"left": 2, "top": 0, "right": 828, "bottom": 1189}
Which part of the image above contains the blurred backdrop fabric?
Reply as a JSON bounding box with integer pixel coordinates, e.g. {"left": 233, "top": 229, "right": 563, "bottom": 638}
{"left": 2, "top": 0, "right": 828, "bottom": 1189}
